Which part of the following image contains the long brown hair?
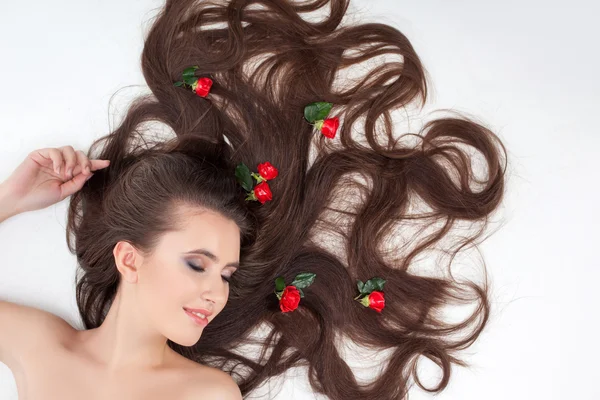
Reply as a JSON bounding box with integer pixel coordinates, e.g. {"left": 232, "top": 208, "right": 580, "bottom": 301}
{"left": 66, "top": 0, "right": 507, "bottom": 398}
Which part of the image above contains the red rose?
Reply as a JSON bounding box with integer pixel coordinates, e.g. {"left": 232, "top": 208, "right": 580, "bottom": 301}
{"left": 253, "top": 181, "right": 272, "bottom": 204}
{"left": 258, "top": 162, "right": 278, "bottom": 180}
{"left": 368, "top": 291, "right": 385, "bottom": 313}
{"left": 194, "top": 77, "right": 213, "bottom": 97}
{"left": 280, "top": 285, "right": 301, "bottom": 312}
{"left": 320, "top": 117, "right": 339, "bottom": 138}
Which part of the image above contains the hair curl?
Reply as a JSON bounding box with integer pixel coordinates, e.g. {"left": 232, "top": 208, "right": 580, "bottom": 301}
{"left": 66, "top": 0, "right": 508, "bottom": 398}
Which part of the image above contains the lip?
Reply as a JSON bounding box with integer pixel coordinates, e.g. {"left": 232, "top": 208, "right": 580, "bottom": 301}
{"left": 183, "top": 307, "right": 213, "bottom": 317}
{"left": 183, "top": 307, "right": 210, "bottom": 327}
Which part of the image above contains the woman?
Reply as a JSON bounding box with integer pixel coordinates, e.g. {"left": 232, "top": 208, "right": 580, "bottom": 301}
{"left": 0, "top": 0, "right": 507, "bottom": 398}
{"left": 1, "top": 145, "right": 245, "bottom": 399}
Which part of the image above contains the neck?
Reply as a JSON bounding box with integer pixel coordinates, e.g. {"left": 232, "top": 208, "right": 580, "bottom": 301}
{"left": 77, "top": 284, "right": 172, "bottom": 372}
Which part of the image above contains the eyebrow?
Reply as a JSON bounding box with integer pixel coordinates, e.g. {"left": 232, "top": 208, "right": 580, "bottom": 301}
{"left": 184, "top": 248, "right": 240, "bottom": 268}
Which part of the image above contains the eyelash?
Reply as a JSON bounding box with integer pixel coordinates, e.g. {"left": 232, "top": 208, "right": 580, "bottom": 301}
{"left": 186, "top": 261, "right": 232, "bottom": 283}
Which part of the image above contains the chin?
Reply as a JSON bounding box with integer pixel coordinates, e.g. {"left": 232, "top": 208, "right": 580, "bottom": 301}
{"left": 169, "top": 331, "right": 202, "bottom": 347}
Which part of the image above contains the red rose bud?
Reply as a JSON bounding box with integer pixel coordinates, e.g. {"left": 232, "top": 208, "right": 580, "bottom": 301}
{"left": 193, "top": 77, "right": 213, "bottom": 97}
{"left": 320, "top": 117, "right": 339, "bottom": 138}
{"left": 358, "top": 291, "right": 385, "bottom": 312}
{"left": 257, "top": 161, "right": 278, "bottom": 180}
{"left": 253, "top": 181, "right": 272, "bottom": 204}
{"left": 368, "top": 291, "right": 385, "bottom": 313}
{"left": 279, "top": 285, "right": 301, "bottom": 312}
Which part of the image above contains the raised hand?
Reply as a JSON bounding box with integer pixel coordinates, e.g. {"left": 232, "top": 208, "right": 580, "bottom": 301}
{"left": 1, "top": 146, "right": 110, "bottom": 215}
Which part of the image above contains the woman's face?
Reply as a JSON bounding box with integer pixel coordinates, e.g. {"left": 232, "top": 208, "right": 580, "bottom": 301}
{"left": 134, "top": 205, "right": 241, "bottom": 346}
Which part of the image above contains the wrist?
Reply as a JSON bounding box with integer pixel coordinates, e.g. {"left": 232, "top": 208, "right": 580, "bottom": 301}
{"left": 0, "top": 182, "right": 19, "bottom": 222}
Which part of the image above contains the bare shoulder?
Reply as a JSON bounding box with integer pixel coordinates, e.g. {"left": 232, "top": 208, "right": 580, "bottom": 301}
{"left": 0, "top": 300, "right": 75, "bottom": 366}
{"left": 180, "top": 364, "right": 243, "bottom": 400}
{"left": 0, "top": 300, "right": 74, "bottom": 336}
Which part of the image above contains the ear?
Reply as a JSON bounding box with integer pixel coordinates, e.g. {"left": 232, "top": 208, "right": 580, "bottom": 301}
{"left": 113, "top": 241, "right": 143, "bottom": 284}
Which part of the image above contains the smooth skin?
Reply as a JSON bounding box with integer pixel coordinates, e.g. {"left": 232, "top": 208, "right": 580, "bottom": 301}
{"left": 0, "top": 146, "right": 243, "bottom": 400}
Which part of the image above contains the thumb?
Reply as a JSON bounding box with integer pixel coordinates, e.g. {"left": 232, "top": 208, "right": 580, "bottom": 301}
{"left": 60, "top": 172, "right": 93, "bottom": 200}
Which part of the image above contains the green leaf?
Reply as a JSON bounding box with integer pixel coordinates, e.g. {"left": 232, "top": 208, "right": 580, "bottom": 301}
{"left": 362, "top": 280, "right": 376, "bottom": 294}
{"left": 362, "top": 277, "right": 386, "bottom": 294}
{"left": 298, "top": 288, "right": 305, "bottom": 298}
{"left": 304, "top": 102, "right": 332, "bottom": 123}
{"left": 371, "top": 277, "right": 386, "bottom": 291}
{"left": 291, "top": 272, "right": 316, "bottom": 289}
{"left": 183, "top": 76, "right": 198, "bottom": 87}
{"left": 235, "top": 163, "right": 254, "bottom": 192}
{"left": 275, "top": 277, "right": 286, "bottom": 292}
{"left": 357, "top": 280, "right": 365, "bottom": 294}
{"left": 182, "top": 66, "right": 199, "bottom": 80}
{"left": 173, "top": 81, "right": 184, "bottom": 87}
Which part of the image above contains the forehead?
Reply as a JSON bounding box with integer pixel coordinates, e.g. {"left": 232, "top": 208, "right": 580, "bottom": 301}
{"left": 159, "top": 205, "right": 241, "bottom": 261}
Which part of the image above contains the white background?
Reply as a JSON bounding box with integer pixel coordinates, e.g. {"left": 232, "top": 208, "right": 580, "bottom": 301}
{"left": 1, "top": 0, "right": 598, "bottom": 399}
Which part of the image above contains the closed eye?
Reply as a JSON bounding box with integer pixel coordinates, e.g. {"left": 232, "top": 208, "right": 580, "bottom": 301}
{"left": 186, "top": 261, "right": 232, "bottom": 283}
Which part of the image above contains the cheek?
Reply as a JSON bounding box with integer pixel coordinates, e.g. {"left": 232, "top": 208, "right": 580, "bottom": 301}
{"left": 138, "top": 262, "right": 192, "bottom": 325}
{"left": 138, "top": 262, "right": 211, "bottom": 344}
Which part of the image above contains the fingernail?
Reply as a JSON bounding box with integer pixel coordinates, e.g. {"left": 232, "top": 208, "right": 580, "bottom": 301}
{"left": 85, "top": 166, "right": 90, "bottom": 174}
{"left": 85, "top": 173, "right": 94, "bottom": 181}
{"left": 67, "top": 168, "right": 73, "bottom": 178}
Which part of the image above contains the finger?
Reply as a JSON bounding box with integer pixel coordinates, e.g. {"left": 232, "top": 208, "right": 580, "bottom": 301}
{"left": 75, "top": 150, "right": 93, "bottom": 175}
{"left": 29, "top": 149, "right": 54, "bottom": 169}
{"left": 46, "top": 148, "right": 65, "bottom": 175}
{"left": 60, "top": 172, "right": 94, "bottom": 200}
{"left": 89, "top": 159, "right": 111, "bottom": 172}
{"left": 60, "top": 146, "right": 77, "bottom": 179}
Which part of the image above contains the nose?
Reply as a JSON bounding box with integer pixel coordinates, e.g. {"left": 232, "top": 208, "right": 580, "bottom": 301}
{"left": 196, "top": 270, "right": 228, "bottom": 305}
